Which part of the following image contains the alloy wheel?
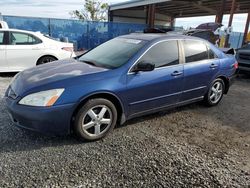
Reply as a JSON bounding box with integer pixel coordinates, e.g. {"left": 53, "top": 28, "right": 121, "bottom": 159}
{"left": 210, "top": 81, "right": 223, "bottom": 104}
{"left": 82, "top": 105, "right": 112, "bottom": 137}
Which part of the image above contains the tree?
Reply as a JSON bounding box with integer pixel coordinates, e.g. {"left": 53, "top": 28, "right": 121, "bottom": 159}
{"left": 70, "top": 0, "right": 108, "bottom": 21}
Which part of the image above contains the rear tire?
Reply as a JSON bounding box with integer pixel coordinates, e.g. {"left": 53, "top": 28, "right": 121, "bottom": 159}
{"left": 37, "top": 56, "right": 57, "bottom": 65}
{"left": 73, "top": 98, "right": 117, "bottom": 141}
{"left": 204, "top": 78, "right": 225, "bottom": 106}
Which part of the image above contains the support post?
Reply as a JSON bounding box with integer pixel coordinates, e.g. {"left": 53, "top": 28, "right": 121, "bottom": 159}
{"left": 225, "top": 0, "right": 236, "bottom": 47}
{"left": 147, "top": 4, "right": 155, "bottom": 28}
{"left": 215, "top": 0, "right": 226, "bottom": 23}
{"left": 242, "top": 10, "right": 250, "bottom": 46}
{"left": 109, "top": 9, "right": 113, "bottom": 22}
{"left": 170, "top": 16, "right": 175, "bottom": 28}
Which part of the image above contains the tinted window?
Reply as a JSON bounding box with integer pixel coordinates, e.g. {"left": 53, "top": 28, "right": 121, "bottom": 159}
{"left": 79, "top": 38, "right": 146, "bottom": 69}
{"left": 208, "top": 48, "right": 218, "bottom": 59}
{"left": 10, "top": 32, "right": 42, "bottom": 45}
{"left": 183, "top": 40, "right": 208, "bottom": 63}
{"left": 140, "top": 40, "right": 179, "bottom": 68}
{"left": 0, "top": 32, "right": 4, "bottom": 44}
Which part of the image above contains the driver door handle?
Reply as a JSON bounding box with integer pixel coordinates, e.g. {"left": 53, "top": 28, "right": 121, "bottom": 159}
{"left": 210, "top": 63, "right": 218, "bottom": 69}
{"left": 171, "top": 71, "right": 183, "bottom": 76}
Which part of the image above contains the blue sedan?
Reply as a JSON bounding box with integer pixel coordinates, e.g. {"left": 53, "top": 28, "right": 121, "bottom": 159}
{"left": 5, "top": 34, "right": 237, "bottom": 141}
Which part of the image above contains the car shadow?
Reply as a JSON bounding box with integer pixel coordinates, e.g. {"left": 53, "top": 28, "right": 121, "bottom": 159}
{"left": 0, "top": 101, "right": 202, "bottom": 154}
{"left": 118, "top": 102, "right": 203, "bottom": 129}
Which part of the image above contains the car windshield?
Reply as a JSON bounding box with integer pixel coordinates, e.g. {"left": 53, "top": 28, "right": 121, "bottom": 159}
{"left": 79, "top": 38, "right": 146, "bottom": 69}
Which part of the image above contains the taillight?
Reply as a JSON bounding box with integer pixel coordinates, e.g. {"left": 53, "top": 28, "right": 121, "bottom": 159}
{"left": 234, "top": 61, "right": 239, "bottom": 69}
{"left": 62, "top": 47, "right": 73, "bottom": 52}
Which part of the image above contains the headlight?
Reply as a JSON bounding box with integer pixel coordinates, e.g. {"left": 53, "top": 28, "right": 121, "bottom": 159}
{"left": 19, "top": 89, "right": 64, "bottom": 107}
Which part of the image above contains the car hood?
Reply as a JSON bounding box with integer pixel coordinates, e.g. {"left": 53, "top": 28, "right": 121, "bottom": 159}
{"left": 11, "top": 58, "right": 108, "bottom": 96}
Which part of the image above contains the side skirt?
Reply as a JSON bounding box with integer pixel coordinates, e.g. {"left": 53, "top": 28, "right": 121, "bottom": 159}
{"left": 126, "top": 96, "right": 204, "bottom": 121}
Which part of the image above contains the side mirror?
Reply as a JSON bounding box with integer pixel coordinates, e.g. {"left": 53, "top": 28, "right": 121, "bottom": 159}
{"left": 132, "top": 61, "right": 155, "bottom": 73}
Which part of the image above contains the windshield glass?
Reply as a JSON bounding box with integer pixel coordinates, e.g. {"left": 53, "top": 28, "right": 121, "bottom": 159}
{"left": 79, "top": 38, "right": 146, "bottom": 69}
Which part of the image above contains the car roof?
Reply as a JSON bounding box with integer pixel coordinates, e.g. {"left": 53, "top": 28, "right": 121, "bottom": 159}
{"left": 0, "top": 28, "right": 41, "bottom": 35}
{"left": 120, "top": 33, "right": 205, "bottom": 42}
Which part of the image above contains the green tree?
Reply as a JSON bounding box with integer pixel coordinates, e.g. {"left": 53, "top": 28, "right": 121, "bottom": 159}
{"left": 70, "top": 0, "right": 108, "bottom": 21}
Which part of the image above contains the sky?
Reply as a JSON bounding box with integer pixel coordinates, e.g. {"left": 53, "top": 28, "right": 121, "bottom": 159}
{"left": 0, "top": 0, "right": 248, "bottom": 32}
{"left": 0, "top": 0, "right": 127, "bottom": 18}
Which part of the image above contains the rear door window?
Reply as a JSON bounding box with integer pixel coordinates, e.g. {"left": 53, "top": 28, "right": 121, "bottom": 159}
{"left": 140, "top": 40, "right": 179, "bottom": 68}
{"left": 183, "top": 40, "right": 209, "bottom": 63}
{"left": 208, "top": 48, "right": 218, "bottom": 59}
{"left": 10, "top": 32, "right": 42, "bottom": 45}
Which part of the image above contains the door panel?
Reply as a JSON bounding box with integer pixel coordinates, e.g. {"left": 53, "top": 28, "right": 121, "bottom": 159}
{"left": 126, "top": 65, "right": 184, "bottom": 116}
{"left": 125, "top": 40, "right": 183, "bottom": 116}
{"left": 6, "top": 31, "right": 44, "bottom": 71}
{"left": 0, "top": 31, "right": 8, "bottom": 71}
{"left": 182, "top": 59, "right": 220, "bottom": 101}
{"left": 181, "top": 40, "right": 220, "bottom": 101}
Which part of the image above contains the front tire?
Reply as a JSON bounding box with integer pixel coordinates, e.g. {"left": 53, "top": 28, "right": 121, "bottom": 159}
{"left": 204, "top": 78, "right": 225, "bottom": 106}
{"left": 74, "top": 98, "right": 117, "bottom": 141}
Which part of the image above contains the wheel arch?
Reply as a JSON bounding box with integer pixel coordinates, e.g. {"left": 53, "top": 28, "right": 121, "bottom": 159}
{"left": 217, "top": 75, "right": 230, "bottom": 94}
{"left": 70, "top": 92, "right": 126, "bottom": 132}
{"left": 36, "top": 55, "right": 58, "bottom": 65}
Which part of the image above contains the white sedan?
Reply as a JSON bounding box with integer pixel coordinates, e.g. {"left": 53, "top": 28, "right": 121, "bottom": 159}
{"left": 0, "top": 28, "right": 75, "bottom": 72}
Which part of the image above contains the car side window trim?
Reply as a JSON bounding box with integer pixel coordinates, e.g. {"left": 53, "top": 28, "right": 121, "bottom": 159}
{"left": 206, "top": 45, "right": 219, "bottom": 59}
{"left": 8, "top": 31, "right": 42, "bottom": 45}
{"left": 180, "top": 39, "right": 214, "bottom": 64}
{"left": 0, "top": 31, "right": 9, "bottom": 45}
{"left": 128, "top": 39, "right": 182, "bottom": 75}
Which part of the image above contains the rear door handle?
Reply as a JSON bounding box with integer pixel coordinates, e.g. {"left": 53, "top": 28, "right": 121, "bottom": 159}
{"left": 210, "top": 64, "right": 218, "bottom": 69}
{"left": 171, "top": 71, "right": 183, "bottom": 76}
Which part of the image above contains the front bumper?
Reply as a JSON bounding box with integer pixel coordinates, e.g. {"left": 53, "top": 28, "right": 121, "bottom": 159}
{"left": 239, "top": 65, "right": 250, "bottom": 72}
{"left": 4, "top": 96, "right": 75, "bottom": 135}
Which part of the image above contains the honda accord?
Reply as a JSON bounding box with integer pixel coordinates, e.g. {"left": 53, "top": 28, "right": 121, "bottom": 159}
{"left": 5, "top": 34, "right": 237, "bottom": 141}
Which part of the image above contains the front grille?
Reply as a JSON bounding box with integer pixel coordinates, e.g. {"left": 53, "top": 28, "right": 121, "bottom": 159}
{"left": 239, "top": 53, "right": 250, "bottom": 61}
{"left": 7, "top": 87, "right": 18, "bottom": 100}
{"left": 239, "top": 63, "right": 250, "bottom": 68}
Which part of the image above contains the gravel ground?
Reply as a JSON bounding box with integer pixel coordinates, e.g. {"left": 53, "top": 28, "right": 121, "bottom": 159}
{"left": 0, "top": 73, "right": 249, "bottom": 187}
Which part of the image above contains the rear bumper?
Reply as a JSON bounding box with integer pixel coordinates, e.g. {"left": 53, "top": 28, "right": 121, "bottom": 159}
{"left": 229, "top": 73, "right": 237, "bottom": 86}
{"left": 4, "top": 97, "right": 75, "bottom": 135}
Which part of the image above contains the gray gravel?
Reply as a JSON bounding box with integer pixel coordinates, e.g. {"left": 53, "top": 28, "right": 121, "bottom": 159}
{"left": 0, "top": 73, "right": 249, "bottom": 187}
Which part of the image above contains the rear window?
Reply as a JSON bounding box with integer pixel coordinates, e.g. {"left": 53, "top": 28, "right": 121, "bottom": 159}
{"left": 183, "top": 40, "right": 209, "bottom": 63}
{"left": 10, "top": 32, "right": 42, "bottom": 45}
{"left": 44, "top": 35, "right": 60, "bottom": 41}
